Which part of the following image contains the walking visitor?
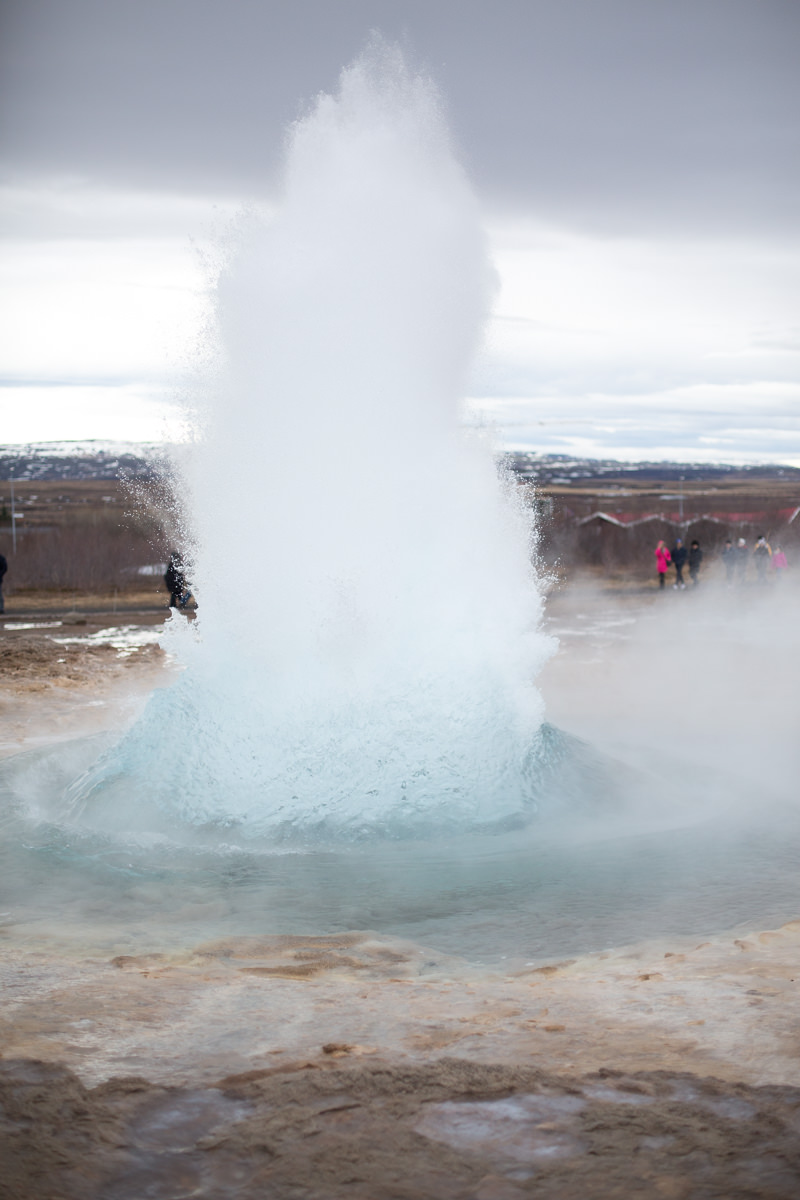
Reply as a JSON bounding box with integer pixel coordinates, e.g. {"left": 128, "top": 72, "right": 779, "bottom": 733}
{"left": 772, "top": 545, "right": 788, "bottom": 580}
{"left": 753, "top": 535, "right": 772, "bottom": 584}
{"left": 671, "top": 537, "right": 687, "bottom": 589}
{"left": 655, "top": 539, "right": 671, "bottom": 589}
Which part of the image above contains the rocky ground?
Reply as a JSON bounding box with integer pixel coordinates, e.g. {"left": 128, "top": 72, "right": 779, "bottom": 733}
{"left": 0, "top": 603, "right": 170, "bottom": 759}
{"left": 2, "top": 591, "right": 799, "bottom": 1198}
{"left": 5, "top": 1052, "right": 800, "bottom": 1200}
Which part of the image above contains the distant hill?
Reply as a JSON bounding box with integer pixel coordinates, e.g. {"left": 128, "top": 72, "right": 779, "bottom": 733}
{"left": 504, "top": 451, "right": 800, "bottom": 487}
{"left": 0, "top": 441, "right": 169, "bottom": 481}
{"left": 2, "top": 441, "right": 797, "bottom": 485}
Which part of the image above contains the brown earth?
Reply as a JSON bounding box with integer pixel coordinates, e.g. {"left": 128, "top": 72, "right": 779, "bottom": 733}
{"left": 0, "top": 608, "right": 171, "bottom": 757}
{"left": 4, "top": 1054, "right": 800, "bottom": 1200}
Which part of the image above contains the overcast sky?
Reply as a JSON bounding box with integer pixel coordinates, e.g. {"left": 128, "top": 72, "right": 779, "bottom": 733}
{"left": 2, "top": 0, "right": 799, "bottom": 462}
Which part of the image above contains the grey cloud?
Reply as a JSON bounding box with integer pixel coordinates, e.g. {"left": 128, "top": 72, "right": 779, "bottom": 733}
{"left": 481, "top": 401, "right": 800, "bottom": 431}
{"left": 751, "top": 334, "right": 800, "bottom": 352}
{"left": 498, "top": 415, "right": 798, "bottom": 461}
{"left": 470, "top": 347, "right": 800, "bottom": 401}
{"left": 2, "top": 0, "right": 798, "bottom": 237}
{"left": 0, "top": 182, "right": 240, "bottom": 241}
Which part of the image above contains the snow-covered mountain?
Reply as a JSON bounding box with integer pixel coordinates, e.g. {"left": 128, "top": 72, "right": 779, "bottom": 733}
{"left": 1, "top": 440, "right": 797, "bottom": 486}
{"left": 0, "top": 441, "right": 171, "bottom": 481}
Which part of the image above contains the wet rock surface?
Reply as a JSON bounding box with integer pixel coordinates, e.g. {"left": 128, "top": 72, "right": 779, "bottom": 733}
{"left": 5, "top": 923, "right": 800, "bottom": 1092}
{"left": 2, "top": 1056, "right": 800, "bottom": 1199}
{"left": 0, "top": 617, "right": 168, "bottom": 757}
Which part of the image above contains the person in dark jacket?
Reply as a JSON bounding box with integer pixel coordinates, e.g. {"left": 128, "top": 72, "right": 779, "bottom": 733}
{"left": 671, "top": 537, "right": 688, "bottom": 589}
{"left": 164, "top": 551, "right": 193, "bottom": 608}
{"left": 0, "top": 552, "right": 6, "bottom": 614}
{"left": 688, "top": 539, "right": 703, "bottom": 586}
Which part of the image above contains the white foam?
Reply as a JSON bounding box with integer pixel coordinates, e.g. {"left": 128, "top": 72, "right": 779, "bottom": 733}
{"left": 65, "top": 44, "right": 554, "bottom": 840}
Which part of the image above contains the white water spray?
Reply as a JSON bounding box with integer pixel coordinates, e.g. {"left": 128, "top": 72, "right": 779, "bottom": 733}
{"left": 71, "top": 46, "right": 554, "bottom": 840}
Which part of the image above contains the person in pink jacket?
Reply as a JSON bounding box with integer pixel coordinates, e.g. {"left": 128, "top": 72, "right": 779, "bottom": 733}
{"left": 772, "top": 545, "right": 788, "bottom": 579}
{"left": 655, "top": 539, "right": 672, "bottom": 589}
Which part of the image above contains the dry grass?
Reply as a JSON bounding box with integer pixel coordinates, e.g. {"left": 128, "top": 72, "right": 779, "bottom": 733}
{"left": 0, "top": 477, "right": 178, "bottom": 596}
{"left": 3, "top": 588, "right": 167, "bottom": 614}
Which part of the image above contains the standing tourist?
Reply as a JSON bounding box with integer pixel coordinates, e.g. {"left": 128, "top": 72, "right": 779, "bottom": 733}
{"left": 164, "top": 551, "right": 195, "bottom": 609}
{"left": 735, "top": 537, "right": 749, "bottom": 583}
{"left": 753, "top": 535, "right": 772, "bottom": 585}
{"left": 655, "top": 540, "right": 671, "bottom": 589}
{"left": 721, "top": 538, "right": 736, "bottom": 587}
{"left": 688, "top": 539, "right": 703, "bottom": 586}
{"left": 0, "top": 552, "right": 6, "bottom": 614}
{"left": 671, "top": 537, "right": 688, "bottom": 589}
{"left": 772, "top": 545, "right": 788, "bottom": 581}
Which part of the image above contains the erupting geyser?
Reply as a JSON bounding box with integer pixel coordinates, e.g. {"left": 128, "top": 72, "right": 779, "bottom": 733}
{"left": 69, "top": 45, "right": 554, "bottom": 840}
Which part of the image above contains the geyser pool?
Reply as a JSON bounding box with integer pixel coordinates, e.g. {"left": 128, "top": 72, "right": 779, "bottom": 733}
{"left": 66, "top": 45, "right": 554, "bottom": 841}
{"left": 2, "top": 589, "right": 800, "bottom": 964}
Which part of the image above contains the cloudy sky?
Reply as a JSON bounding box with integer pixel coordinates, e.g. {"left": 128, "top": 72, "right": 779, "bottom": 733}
{"left": 2, "top": 0, "right": 799, "bottom": 462}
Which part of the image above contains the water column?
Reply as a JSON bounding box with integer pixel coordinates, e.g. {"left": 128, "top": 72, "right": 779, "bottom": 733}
{"left": 68, "top": 45, "right": 553, "bottom": 840}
